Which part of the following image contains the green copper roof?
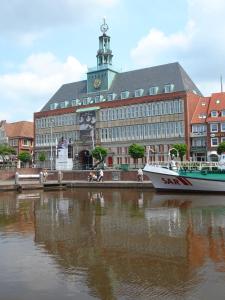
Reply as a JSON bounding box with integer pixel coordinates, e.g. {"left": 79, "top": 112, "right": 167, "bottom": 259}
{"left": 76, "top": 106, "right": 100, "bottom": 113}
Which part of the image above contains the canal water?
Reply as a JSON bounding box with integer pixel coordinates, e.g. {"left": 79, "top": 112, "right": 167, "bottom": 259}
{"left": 1, "top": 188, "right": 225, "bottom": 300}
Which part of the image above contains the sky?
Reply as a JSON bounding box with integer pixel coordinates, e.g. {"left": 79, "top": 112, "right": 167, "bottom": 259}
{"left": 1, "top": 0, "right": 225, "bottom": 122}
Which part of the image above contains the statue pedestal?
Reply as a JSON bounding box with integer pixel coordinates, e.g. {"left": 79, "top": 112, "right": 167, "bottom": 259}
{"left": 55, "top": 148, "right": 73, "bottom": 170}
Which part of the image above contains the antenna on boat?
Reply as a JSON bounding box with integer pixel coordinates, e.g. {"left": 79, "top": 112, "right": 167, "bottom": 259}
{"left": 220, "top": 75, "right": 223, "bottom": 92}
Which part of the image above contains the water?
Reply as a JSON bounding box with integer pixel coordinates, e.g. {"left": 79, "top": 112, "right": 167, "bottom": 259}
{"left": 1, "top": 189, "right": 225, "bottom": 300}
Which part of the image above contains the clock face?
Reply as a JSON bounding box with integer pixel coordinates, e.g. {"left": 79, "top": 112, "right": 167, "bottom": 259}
{"left": 93, "top": 78, "right": 101, "bottom": 89}
{"left": 100, "top": 23, "right": 109, "bottom": 33}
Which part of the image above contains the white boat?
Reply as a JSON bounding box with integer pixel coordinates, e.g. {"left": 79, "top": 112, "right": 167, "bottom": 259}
{"left": 143, "top": 164, "right": 225, "bottom": 193}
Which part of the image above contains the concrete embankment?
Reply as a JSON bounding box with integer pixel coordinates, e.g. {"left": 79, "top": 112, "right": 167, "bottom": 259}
{"left": 0, "top": 169, "right": 153, "bottom": 192}
{"left": 0, "top": 180, "right": 153, "bottom": 192}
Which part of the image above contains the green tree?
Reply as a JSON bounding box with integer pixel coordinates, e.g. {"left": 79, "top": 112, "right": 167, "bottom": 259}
{"left": 217, "top": 142, "right": 225, "bottom": 155}
{"left": 0, "top": 144, "right": 16, "bottom": 168}
{"left": 38, "top": 151, "right": 46, "bottom": 167}
{"left": 171, "top": 144, "right": 187, "bottom": 161}
{"left": 18, "top": 151, "right": 32, "bottom": 167}
{"left": 128, "top": 143, "right": 145, "bottom": 167}
{"left": 91, "top": 146, "right": 108, "bottom": 169}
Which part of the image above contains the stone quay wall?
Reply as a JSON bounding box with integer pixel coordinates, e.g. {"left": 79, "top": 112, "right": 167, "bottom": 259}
{"left": 0, "top": 168, "right": 148, "bottom": 182}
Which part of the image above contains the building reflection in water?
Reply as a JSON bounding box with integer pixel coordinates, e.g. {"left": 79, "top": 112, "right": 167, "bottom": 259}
{"left": 1, "top": 190, "right": 225, "bottom": 299}
{"left": 33, "top": 190, "right": 225, "bottom": 299}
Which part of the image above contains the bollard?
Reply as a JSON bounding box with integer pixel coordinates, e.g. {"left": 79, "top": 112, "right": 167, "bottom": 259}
{"left": 15, "top": 172, "right": 19, "bottom": 184}
{"left": 58, "top": 170, "right": 63, "bottom": 183}
{"left": 40, "top": 172, "right": 44, "bottom": 184}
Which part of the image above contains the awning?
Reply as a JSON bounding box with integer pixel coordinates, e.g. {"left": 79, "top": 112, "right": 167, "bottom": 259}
{"left": 76, "top": 106, "right": 100, "bottom": 113}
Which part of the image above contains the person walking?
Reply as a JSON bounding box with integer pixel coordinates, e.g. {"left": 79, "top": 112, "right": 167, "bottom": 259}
{"left": 98, "top": 169, "right": 104, "bottom": 182}
{"left": 137, "top": 168, "right": 143, "bottom": 182}
{"left": 43, "top": 168, "right": 48, "bottom": 182}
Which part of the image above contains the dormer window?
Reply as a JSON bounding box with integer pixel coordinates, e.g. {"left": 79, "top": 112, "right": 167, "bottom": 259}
{"left": 50, "top": 103, "right": 58, "bottom": 110}
{"left": 211, "top": 111, "right": 218, "bottom": 117}
{"left": 71, "top": 99, "right": 81, "bottom": 106}
{"left": 149, "top": 86, "right": 159, "bottom": 95}
{"left": 99, "top": 95, "right": 105, "bottom": 102}
{"left": 95, "top": 95, "right": 100, "bottom": 103}
{"left": 60, "top": 102, "right": 65, "bottom": 108}
{"left": 135, "top": 89, "right": 144, "bottom": 97}
{"left": 59, "top": 101, "right": 69, "bottom": 108}
{"left": 108, "top": 93, "right": 116, "bottom": 101}
{"left": 199, "top": 113, "right": 206, "bottom": 119}
{"left": 164, "top": 84, "right": 174, "bottom": 93}
{"left": 121, "top": 91, "right": 129, "bottom": 99}
{"left": 86, "top": 97, "right": 92, "bottom": 104}
{"left": 82, "top": 98, "right": 87, "bottom": 105}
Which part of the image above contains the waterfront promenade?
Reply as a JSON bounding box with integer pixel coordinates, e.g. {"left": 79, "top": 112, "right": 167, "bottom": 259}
{"left": 0, "top": 178, "right": 153, "bottom": 192}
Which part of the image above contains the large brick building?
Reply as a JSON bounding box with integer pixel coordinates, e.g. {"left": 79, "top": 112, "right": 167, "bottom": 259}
{"left": 34, "top": 20, "right": 203, "bottom": 169}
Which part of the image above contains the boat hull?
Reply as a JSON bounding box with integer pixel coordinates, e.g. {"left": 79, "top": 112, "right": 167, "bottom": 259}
{"left": 143, "top": 165, "right": 225, "bottom": 193}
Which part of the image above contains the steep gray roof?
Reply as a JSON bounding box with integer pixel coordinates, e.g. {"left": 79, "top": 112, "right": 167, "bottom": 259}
{"left": 41, "top": 62, "right": 202, "bottom": 111}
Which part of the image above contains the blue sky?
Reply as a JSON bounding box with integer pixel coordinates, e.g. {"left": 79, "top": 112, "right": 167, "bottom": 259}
{"left": 0, "top": 0, "right": 225, "bottom": 122}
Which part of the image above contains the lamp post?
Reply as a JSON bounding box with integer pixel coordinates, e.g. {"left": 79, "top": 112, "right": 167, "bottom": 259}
{"left": 50, "top": 119, "right": 54, "bottom": 170}
{"left": 91, "top": 128, "right": 95, "bottom": 149}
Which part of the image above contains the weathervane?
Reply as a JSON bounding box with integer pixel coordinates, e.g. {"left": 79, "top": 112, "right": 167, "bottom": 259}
{"left": 100, "top": 17, "right": 109, "bottom": 34}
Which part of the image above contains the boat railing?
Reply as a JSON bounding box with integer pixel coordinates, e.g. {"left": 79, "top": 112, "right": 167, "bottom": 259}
{"left": 146, "top": 161, "right": 218, "bottom": 171}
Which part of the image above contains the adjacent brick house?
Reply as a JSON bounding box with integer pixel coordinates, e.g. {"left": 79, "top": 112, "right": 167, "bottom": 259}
{"left": 190, "top": 92, "right": 225, "bottom": 161}
{"left": 0, "top": 120, "right": 34, "bottom": 157}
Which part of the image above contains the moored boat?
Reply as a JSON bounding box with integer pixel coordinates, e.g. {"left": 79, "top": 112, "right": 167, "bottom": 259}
{"left": 143, "top": 163, "right": 225, "bottom": 193}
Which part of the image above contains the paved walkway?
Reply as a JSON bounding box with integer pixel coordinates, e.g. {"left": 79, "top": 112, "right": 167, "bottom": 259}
{"left": 0, "top": 179, "right": 153, "bottom": 191}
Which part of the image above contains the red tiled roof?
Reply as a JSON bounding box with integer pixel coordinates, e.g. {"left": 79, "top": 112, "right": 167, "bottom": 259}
{"left": 206, "top": 92, "right": 225, "bottom": 122}
{"left": 191, "top": 96, "right": 210, "bottom": 124}
{"left": 5, "top": 121, "right": 34, "bottom": 138}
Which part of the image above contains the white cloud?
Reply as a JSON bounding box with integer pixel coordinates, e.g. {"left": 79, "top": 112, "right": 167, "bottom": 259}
{"left": 0, "top": 53, "right": 87, "bottom": 121}
{"left": 131, "top": 0, "right": 225, "bottom": 96}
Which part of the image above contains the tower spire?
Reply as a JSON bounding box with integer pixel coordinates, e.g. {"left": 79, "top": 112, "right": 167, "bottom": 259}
{"left": 97, "top": 18, "right": 113, "bottom": 69}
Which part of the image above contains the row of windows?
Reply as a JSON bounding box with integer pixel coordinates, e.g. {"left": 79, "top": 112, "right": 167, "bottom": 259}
{"left": 35, "top": 131, "right": 78, "bottom": 146}
{"left": 192, "top": 124, "right": 207, "bottom": 133}
{"left": 100, "top": 99, "right": 184, "bottom": 121}
{"left": 199, "top": 110, "right": 225, "bottom": 119}
{"left": 211, "top": 110, "right": 225, "bottom": 117}
{"left": 9, "top": 139, "right": 18, "bottom": 146}
{"left": 100, "top": 121, "right": 184, "bottom": 142}
{"left": 36, "top": 121, "right": 183, "bottom": 146}
{"left": 49, "top": 84, "right": 175, "bottom": 110}
{"left": 35, "top": 114, "right": 79, "bottom": 129}
{"left": 210, "top": 123, "right": 225, "bottom": 132}
{"left": 211, "top": 137, "right": 225, "bottom": 147}
{"left": 192, "top": 138, "right": 206, "bottom": 147}
{"left": 36, "top": 99, "right": 184, "bottom": 129}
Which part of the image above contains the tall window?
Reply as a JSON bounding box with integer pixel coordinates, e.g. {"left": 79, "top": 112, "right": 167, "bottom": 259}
{"left": 221, "top": 123, "right": 225, "bottom": 132}
{"left": 210, "top": 123, "right": 218, "bottom": 132}
{"left": 211, "top": 138, "right": 218, "bottom": 147}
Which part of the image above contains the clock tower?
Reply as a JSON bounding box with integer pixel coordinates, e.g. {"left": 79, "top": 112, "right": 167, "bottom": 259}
{"left": 87, "top": 18, "right": 117, "bottom": 93}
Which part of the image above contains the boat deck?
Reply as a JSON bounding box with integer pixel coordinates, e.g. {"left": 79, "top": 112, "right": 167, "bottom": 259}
{"left": 179, "top": 170, "right": 225, "bottom": 180}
